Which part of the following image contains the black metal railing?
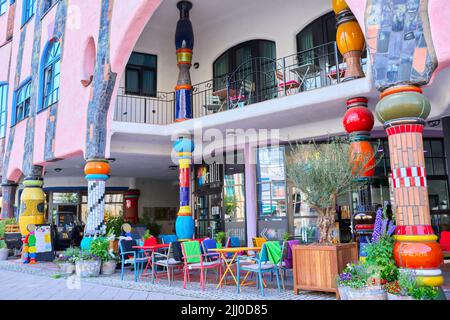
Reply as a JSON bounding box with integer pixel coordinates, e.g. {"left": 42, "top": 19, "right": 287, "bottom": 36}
{"left": 114, "top": 41, "right": 366, "bottom": 124}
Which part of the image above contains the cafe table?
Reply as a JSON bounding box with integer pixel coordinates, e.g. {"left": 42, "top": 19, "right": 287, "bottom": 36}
{"left": 208, "top": 247, "right": 261, "bottom": 289}
{"left": 132, "top": 244, "right": 170, "bottom": 278}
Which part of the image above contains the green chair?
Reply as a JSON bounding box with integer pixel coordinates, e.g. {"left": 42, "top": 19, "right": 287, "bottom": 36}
{"left": 181, "top": 241, "right": 223, "bottom": 291}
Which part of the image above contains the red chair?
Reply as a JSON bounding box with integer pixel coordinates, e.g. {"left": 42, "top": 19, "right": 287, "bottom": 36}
{"left": 144, "top": 236, "right": 158, "bottom": 247}
{"left": 440, "top": 231, "right": 450, "bottom": 257}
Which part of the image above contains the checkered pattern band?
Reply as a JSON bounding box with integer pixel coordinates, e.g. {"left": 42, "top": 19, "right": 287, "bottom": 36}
{"left": 392, "top": 167, "right": 427, "bottom": 188}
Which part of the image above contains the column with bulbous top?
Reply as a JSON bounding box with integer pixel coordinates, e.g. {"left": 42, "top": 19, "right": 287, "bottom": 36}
{"left": 174, "top": 1, "right": 195, "bottom": 240}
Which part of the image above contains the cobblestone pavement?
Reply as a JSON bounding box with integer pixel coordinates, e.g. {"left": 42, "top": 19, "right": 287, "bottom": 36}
{"left": 0, "top": 260, "right": 335, "bottom": 300}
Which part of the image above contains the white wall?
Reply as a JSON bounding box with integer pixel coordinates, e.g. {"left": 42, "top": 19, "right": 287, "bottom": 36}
{"left": 121, "top": 0, "right": 332, "bottom": 93}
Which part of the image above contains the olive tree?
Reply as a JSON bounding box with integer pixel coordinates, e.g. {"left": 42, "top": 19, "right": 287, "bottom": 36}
{"left": 287, "top": 138, "right": 377, "bottom": 244}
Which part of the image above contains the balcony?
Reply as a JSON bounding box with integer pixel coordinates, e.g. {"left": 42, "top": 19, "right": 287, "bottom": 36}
{"left": 114, "top": 42, "right": 367, "bottom": 125}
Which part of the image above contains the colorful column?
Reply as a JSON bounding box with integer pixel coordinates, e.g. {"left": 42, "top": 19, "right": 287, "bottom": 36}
{"left": 124, "top": 189, "right": 140, "bottom": 224}
{"left": 175, "top": 1, "right": 194, "bottom": 122}
{"left": 377, "top": 86, "right": 443, "bottom": 286}
{"left": 173, "top": 1, "right": 195, "bottom": 240}
{"left": 332, "top": 0, "right": 365, "bottom": 81}
{"left": 83, "top": 159, "right": 110, "bottom": 239}
{"left": 18, "top": 169, "right": 45, "bottom": 237}
{"left": 365, "top": 0, "right": 443, "bottom": 287}
{"left": 343, "top": 97, "right": 375, "bottom": 180}
{"left": 1, "top": 182, "right": 18, "bottom": 219}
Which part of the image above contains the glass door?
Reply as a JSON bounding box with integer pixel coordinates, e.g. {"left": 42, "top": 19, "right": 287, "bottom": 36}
{"left": 224, "top": 171, "right": 246, "bottom": 246}
{"left": 257, "top": 146, "right": 288, "bottom": 240}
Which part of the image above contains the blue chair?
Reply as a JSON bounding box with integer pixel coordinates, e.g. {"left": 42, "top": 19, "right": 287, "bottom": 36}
{"left": 202, "top": 239, "right": 220, "bottom": 261}
{"left": 118, "top": 239, "right": 148, "bottom": 282}
{"left": 236, "top": 243, "right": 281, "bottom": 296}
{"left": 159, "top": 234, "right": 178, "bottom": 244}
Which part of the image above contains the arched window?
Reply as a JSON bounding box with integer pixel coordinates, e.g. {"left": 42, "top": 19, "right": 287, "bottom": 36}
{"left": 40, "top": 40, "right": 61, "bottom": 110}
{"left": 296, "top": 12, "right": 366, "bottom": 67}
{"left": 13, "top": 79, "right": 32, "bottom": 125}
{"left": 213, "top": 40, "right": 276, "bottom": 104}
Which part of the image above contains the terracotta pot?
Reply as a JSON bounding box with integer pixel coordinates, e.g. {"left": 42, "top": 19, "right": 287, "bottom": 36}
{"left": 110, "top": 240, "right": 119, "bottom": 253}
{"left": 346, "top": 286, "right": 387, "bottom": 300}
{"left": 0, "top": 248, "right": 9, "bottom": 261}
{"left": 75, "top": 260, "right": 101, "bottom": 278}
{"left": 101, "top": 261, "right": 117, "bottom": 275}
{"left": 57, "top": 262, "right": 75, "bottom": 274}
{"left": 387, "top": 293, "right": 414, "bottom": 300}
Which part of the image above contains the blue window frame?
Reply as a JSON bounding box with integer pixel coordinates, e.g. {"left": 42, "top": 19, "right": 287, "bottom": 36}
{"left": 22, "top": 0, "right": 36, "bottom": 25}
{"left": 39, "top": 40, "right": 61, "bottom": 110}
{"left": 0, "top": 83, "right": 8, "bottom": 137}
{"left": 0, "top": 0, "right": 7, "bottom": 16}
{"left": 12, "top": 79, "right": 31, "bottom": 125}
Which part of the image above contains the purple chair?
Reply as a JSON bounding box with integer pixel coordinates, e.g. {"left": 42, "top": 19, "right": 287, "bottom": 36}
{"left": 279, "top": 240, "right": 300, "bottom": 289}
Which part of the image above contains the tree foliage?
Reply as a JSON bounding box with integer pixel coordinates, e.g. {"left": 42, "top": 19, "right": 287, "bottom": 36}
{"left": 287, "top": 137, "right": 378, "bottom": 243}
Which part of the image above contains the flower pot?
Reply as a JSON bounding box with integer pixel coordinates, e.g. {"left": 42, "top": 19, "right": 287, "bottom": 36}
{"left": 75, "top": 260, "right": 101, "bottom": 278}
{"left": 346, "top": 286, "right": 387, "bottom": 300}
{"left": 101, "top": 261, "right": 117, "bottom": 275}
{"left": 387, "top": 293, "right": 414, "bottom": 300}
{"left": 337, "top": 286, "right": 350, "bottom": 300}
{"left": 0, "top": 248, "right": 9, "bottom": 261}
{"left": 57, "top": 262, "right": 75, "bottom": 274}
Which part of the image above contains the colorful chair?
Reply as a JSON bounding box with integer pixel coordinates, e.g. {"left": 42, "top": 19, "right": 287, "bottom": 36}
{"left": 180, "top": 240, "right": 223, "bottom": 290}
{"left": 118, "top": 239, "right": 147, "bottom": 282}
{"left": 201, "top": 239, "right": 220, "bottom": 261}
{"left": 278, "top": 240, "right": 300, "bottom": 289}
{"left": 236, "top": 242, "right": 281, "bottom": 296}
{"left": 159, "top": 234, "right": 178, "bottom": 244}
{"left": 252, "top": 237, "right": 267, "bottom": 248}
{"left": 440, "top": 231, "right": 450, "bottom": 259}
{"left": 152, "top": 241, "right": 184, "bottom": 285}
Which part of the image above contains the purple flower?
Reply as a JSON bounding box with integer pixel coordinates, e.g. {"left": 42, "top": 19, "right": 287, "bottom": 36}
{"left": 380, "top": 218, "right": 388, "bottom": 236}
{"left": 371, "top": 208, "right": 383, "bottom": 242}
{"left": 387, "top": 220, "right": 396, "bottom": 236}
{"left": 339, "top": 273, "right": 352, "bottom": 282}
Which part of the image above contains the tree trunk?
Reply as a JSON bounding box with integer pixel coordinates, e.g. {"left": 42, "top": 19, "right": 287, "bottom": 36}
{"left": 317, "top": 204, "right": 337, "bottom": 244}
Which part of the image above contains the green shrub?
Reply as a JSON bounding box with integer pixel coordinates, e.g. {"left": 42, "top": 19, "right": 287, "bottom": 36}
{"left": 89, "top": 237, "right": 114, "bottom": 263}
{"left": 365, "top": 234, "right": 399, "bottom": 282}
{"left": 0, "top": 240, "right": 7, "bottom": 250}
{"left": 105, "top": 217, "right": 125, "bottom": 237}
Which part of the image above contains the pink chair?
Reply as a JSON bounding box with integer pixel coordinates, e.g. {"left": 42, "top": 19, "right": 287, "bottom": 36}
{"left": 276, "top": 70, "right": 300, "bottom": 95}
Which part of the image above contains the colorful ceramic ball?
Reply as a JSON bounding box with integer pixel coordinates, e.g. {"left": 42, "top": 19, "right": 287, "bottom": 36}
{"left": 343, "top": 106, "right": 375, "bottom": 133}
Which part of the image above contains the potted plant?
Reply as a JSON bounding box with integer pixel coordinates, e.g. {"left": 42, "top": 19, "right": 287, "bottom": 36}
{"left": 90, "top": 237, "right": 117, "bottom": 275}
{"left": 283, "top": 232, "right": 292, "bottom": 242}
{"left": 287, "top": 138, "right": 376, "bottom": 297}
{"left": 0, "top": 240, "right": 9, "bottom": 261}
{"left": 337, "top": 263, "right": 387, "bottom": 300}
{"left": 385, "top": 271, "right": 439, "bottom": 300}
{"left": 215, "top": 231, "right": 227, "bottom": 247}
{"left": 54, "top": 247, "right": 80, "bottom": 274}
{"left": 106, "top": 217, "right": 124, "bottom": 253}
{"left": 74, "top": 250, "right": 101, "bottom": 278}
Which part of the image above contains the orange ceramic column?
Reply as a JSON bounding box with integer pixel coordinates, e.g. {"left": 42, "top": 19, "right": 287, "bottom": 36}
{"left": 333, "top": 0, "right": 365, "bottom": 81}
{"left": 376, "top": 86, "right": 444, "bottom": 287}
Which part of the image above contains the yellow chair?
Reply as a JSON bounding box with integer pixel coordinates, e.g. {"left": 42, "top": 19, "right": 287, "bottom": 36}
{"left": 252, "top": 237, "right": 267, "bottom": 248}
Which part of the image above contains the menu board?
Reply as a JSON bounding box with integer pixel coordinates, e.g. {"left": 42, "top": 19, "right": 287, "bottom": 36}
{"left": 35, "top": 224, "right": 54, "bottom": 262}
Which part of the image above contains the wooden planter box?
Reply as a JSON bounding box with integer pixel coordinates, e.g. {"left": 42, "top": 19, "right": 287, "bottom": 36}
{"left": 292, "top": 243, "right": 358, "bottom": 299}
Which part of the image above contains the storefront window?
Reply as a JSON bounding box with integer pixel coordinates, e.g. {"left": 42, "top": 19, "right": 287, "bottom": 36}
{"left": 81, "top": 193, "right": 124, "bottom": 223}
{"left": 257, "top": 146, "right": 287, "bottom": 218}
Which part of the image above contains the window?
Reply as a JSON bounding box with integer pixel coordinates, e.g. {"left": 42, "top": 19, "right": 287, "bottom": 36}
{"left": 13, "top": 79, "right": 31, "bottom": 125}
{"left": 81, "top": 193, "right": 124, "bottom": 224}
{"left": 125, "top": 52, "right": 157, "bottom": 97}
{"left": 0, "top": 0, "right": 7, "bottom": 16}
{"left": 0, "top": 83, "right": 7, "bottom": 137}
{"left": 212, "top": 40, "right": 276, "bottom": 99}
{"left": 257, "top": 146, "right": 287, "bottom": 218}
{"left": 22, "top": 0, "right": 36, "bottom": 25}
{"left": 40, "top": 40, "right": 61, "bottom": 110}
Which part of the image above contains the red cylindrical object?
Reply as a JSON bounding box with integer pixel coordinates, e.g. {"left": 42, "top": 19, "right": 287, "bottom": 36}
{"left": 343, "top": 106, "right": 375, "bottom": 133}
{"left": 124, "top": 189, "right": 140, "bottom": 224}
